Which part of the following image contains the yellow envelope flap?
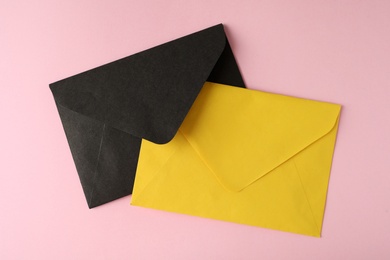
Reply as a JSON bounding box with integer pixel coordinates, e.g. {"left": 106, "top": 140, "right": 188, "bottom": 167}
{"left": 180, "top": 82, "right": 341, "bottom": 192}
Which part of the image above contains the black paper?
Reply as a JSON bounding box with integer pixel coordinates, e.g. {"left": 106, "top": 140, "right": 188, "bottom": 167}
{"left": 50, "top": 24, "right": 245, "bottom": 208}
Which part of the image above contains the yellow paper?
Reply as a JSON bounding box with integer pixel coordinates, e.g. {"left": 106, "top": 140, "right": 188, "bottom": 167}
{"left": 131, "top": 82, "right": 341, "bottom": 237}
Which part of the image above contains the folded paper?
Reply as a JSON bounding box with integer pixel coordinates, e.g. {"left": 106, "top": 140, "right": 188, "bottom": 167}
{"left": 131, "top": 82, "right": 341, "bottom": 237}
{"left": 49, "top": 24, "right": 245, "bottom": 208}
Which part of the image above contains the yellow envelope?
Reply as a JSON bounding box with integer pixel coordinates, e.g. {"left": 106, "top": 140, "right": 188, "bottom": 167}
{"left": 131, "top": 82, "right": 341, "bottom": 237}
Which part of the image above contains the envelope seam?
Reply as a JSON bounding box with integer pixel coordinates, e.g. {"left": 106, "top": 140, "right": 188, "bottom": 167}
{"left": 235, "top": 112, "right": 341, "bottom": 191}
{"left": 178, "top": 130, "right": 236, "bottom": 192}
{"left": 292, "top": 158, "right": 320, "bottom": 235}
{"left": 131, "top": 144, "right": 180, "bottom": 203}
{"left": 88, "top": 123, "right": 106, "bottom": 207}
{"left": 177, "top": 104, "right": 340, "bottom": 192}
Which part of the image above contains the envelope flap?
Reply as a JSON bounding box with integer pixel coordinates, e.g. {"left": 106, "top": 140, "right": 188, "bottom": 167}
{"left": 50, "top": 24, "right": 229, "bottom": 144}
{"left": 180, "top": 82, "right": 341, "bottom": 192}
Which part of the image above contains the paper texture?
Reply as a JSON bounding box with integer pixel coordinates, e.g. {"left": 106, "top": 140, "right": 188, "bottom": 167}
{"left": 131, "top": 82, "right": 341, "bottom": 237}
{"left": 50, "top": 24, "right": 245, "bottom": 208}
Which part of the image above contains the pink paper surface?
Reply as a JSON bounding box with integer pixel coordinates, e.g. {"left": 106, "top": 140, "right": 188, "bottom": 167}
{"left": 1, "top": 1, "right": 389, "bottom": 259}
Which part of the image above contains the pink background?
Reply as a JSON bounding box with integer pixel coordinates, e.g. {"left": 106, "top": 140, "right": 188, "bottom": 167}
{"left": 1, "top": 0, "right": 390, "bottom": 259}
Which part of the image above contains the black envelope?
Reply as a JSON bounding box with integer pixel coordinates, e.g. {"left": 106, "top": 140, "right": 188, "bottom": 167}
{"left": 50, "top": 24, "right": 245, "bottom": 208}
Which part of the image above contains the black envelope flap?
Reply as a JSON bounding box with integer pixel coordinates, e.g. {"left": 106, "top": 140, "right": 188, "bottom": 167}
{"left": 50, "top": 24, "right": 231, "bottom": 144}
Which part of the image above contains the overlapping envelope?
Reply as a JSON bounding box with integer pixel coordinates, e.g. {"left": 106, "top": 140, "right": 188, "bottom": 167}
{"left": 131, "top": 82, "right": 341, "bottom": 237}
{"left": 50, "top": 23, "right": 341, "bottom": 236}
{"left": 49, "top": 24, "right": 245, "bottom": 208}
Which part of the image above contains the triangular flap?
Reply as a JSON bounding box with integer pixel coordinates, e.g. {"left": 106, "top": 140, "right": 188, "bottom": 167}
{"left": 180, "top": 82, "right": 341, "bottom": 192}
{"left": 86, "top": 125, "right": 142, "bottom": 208}
{"left": 50, "top": 24, "right": 228, "bottom": 144}
{"left": 57, "top": 104, "right": 141, "bottom": 208}
{"left": 56, "top": 104, "right": 106, "bottom": 207}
